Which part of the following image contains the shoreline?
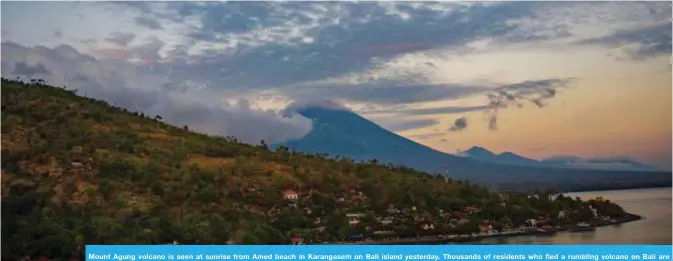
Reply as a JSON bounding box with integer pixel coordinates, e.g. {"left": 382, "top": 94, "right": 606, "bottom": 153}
{"left": 348, "top": 213, "right": 643, "bottom": 245}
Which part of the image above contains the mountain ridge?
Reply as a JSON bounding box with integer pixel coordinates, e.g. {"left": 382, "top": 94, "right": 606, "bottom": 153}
{"left": 458, "top": 146, "right": 662, "bottom": 172}
{"left": 274, "top": 106, "right": 671, "bottom": 192}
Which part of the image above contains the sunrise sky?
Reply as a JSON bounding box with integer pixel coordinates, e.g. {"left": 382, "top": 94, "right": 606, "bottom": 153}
{"left": 2, "top": 1, "right": 671, "bottom": 169}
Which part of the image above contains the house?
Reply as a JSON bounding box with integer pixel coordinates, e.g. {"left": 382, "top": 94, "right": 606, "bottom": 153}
{"left": 373, "top": 229, "right": 394, "bottom": 235}
{"left": 464, "top": 206, "right": 481, "bottom": 214}
{"left": 346, "top": 213, "right": 367, "bottom": 226}
{"left": 283, "top": 190, "right": 299, "bottom": 200}
{"left": 380, "top": 216, "right": 394, "bottom": 225}
{"left": 71, "top": 161, "right": 84, "bottom": 168}
{"left": 420, "top": 221, "right": 435, "bottom": 230}
{"left": 558, "top": 211, "right": 566, "bottom": 219}
{"left": 526, "top": 219, "right": 537, "bottom": 228}
{"left": 290, "top": 235, "right": 304, "bottom": 245}
{"left": 386, "top": 205, "right": 401, "bottom": 214}
{"left": 589, "top": 206, "right": 599, "bottom": 218}
{"left": 479, "top": 224, "right": 494, "bottom": 235}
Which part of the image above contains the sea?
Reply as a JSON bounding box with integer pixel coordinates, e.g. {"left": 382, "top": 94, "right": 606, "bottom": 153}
{"left": 465, "top": 187, "right": 672, "bottom": 245}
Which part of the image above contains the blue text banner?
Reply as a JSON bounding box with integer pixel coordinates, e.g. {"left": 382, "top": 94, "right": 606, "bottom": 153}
{"left": 86, "top": 245, "right": 673, "bottom": 261}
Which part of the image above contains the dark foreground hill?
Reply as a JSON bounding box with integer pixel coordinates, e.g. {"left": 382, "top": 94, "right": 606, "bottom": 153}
{"left": 274, "top": 106, "right": 672, "bottom": 192}
{"left": 0, "top": 78, "right": 631, "bottom": 259}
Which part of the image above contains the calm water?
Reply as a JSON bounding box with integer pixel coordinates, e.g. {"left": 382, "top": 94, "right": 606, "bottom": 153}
{"left": 471, "top": 187, "right": 672, "bottom": 245}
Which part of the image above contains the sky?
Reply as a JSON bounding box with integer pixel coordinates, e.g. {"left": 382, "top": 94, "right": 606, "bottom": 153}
{"left": 1, "top": 1, "right": 671, "bottom": 170}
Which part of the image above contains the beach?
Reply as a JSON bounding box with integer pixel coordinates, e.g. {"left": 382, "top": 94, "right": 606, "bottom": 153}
{"left": 348, "top": 213, "right": 642, "bottom": 245}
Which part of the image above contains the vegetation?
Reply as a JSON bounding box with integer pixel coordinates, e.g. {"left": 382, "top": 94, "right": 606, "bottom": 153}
{"left": 1, "top": 78, "right": 627, "bottom": 260}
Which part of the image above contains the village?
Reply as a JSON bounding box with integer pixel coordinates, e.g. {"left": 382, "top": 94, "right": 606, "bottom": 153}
{"left": 267, "top": 189, "right": 625, "bottom": 245}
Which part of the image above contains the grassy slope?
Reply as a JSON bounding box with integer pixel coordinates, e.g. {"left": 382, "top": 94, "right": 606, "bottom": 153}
{"left": 0, "top": 79, "right": 625, "bottom": 259}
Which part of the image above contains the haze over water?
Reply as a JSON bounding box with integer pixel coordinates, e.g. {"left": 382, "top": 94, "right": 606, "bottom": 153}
{"left": 470, "top": 187, "right": 672, "bottom": 245}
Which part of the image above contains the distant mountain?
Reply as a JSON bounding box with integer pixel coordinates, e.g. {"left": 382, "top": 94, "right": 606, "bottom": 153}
{"left": 464, "top": 146, "right": 496, "bottom": 159}
{"left": 458, "top": 146, "right": 662, "bottom": 172}
{"left": 460, "top": 146, "right": 540, "bottom": 166}
{"left": 273, "top": 105, "right": 671, "bottom": 192}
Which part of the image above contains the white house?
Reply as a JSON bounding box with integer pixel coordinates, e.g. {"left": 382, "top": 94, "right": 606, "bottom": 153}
{"left": 589, "top": 206, "right": 598, "bottom": 218}
{"left": 420, "top": 222, "right": 435, "bottom": 230}
{"left": 380, "top": 217, "right": 394, "bottom": 225}
{"left": 346, "top": 213, "right": 367, "bottom": 226}
{"left": 526, "top": 219, "right": 537, "bottom": 228}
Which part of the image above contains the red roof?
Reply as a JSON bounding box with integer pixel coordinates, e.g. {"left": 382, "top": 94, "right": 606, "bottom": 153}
{"left": 284, "top": 190, "right": 298, "bottom": 195}
{"left": 291, "top": 235, "right": 304, "bottom": 245}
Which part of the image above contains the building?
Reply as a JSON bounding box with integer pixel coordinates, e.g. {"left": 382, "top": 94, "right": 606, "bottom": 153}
{"left": 290, "top": 235, "right": 304, "bottom": 245}
{"left": 526, "top": 219, "right": 537, "bottom": 228}
{"left": 380, "top": 216, "right": 394, "bottom": 225}
{"left": 589, "top": 206, "right": 599, "bottom": 218}
{"left": 346, "top": 213, "right": 367, "bottom": 227}
{"left": 420, "top": 221, "right": 435, "bottom": 230}
{"left": 283, "top": 190, "right": 299, "bottom": 200}
{"left": 558, "top": 211, "right": 566, "bottom": 219}
{"left": 479, "top": 224, "right": 494, "bottom": 235}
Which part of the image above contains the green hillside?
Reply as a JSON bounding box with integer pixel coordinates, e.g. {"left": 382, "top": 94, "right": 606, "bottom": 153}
{"left": 1, "top": 78, "right": 627, "bottom": 259}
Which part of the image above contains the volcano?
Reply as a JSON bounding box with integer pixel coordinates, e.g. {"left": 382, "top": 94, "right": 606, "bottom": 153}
{"left": 273, "top": 105, "right": 671, "bottom": 192}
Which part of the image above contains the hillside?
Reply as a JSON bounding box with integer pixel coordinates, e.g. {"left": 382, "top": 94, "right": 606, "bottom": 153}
{"left": 1, "top": 78, "right": 629, "bottom": 259}
{"left": 274, "top": 107, "right": 672, "bottom": 192}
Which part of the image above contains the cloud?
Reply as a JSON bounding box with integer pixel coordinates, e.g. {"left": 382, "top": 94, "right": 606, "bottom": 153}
{"left": 579, "top": 21, "right": 672, "bottom": 60}
{"left": 1, "top": 43, "right": 313, "bottom": 145}
{"left": 407, "top": 133, "right": 444, "bottom": 140}
{"left": 288, "top": 82, "right": 490, "bottom": 106}
{"left": 395, "top": 105, "right": 494, "bottom": 116}
{"left": 132, "top": 36, "right": 165, "bottom": 61}
{"left": 481, "top": 78, "right": 572, "bottom": 130}
{"left": 381, "top": 118, "right": 439, "bottom": 132}
{"left": 134, "top": 17, "right": 164, "bottom": 30}
{"left": 134, "top": 2, "right": 546, "bottom": 90}
{"left": 449, "top": 117, "right": 468, "bottom": 132}
{"left": 105, "top": 32, "right": 136, "bottom": 47}
{"left": 284, "top": 99, "right": 351, "bottom": 114}
{"left": 488, "top": 114, "right": 498, "bottom": 131}
{"left": 79, "top": 38, "right": 97, "bottom": 44}
{"left": 12, "top": 61, "right": 50, "bottom": 76}
{"left": 360, "top": 78, "right": 572, "bottom": 117}
{"left": 2, "top": 1, "right": 668, "bottom": 143}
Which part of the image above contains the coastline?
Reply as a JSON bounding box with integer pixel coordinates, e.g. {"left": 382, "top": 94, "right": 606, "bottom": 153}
{"left": 348, "top": 213, "right": 643, "bottom": 245}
